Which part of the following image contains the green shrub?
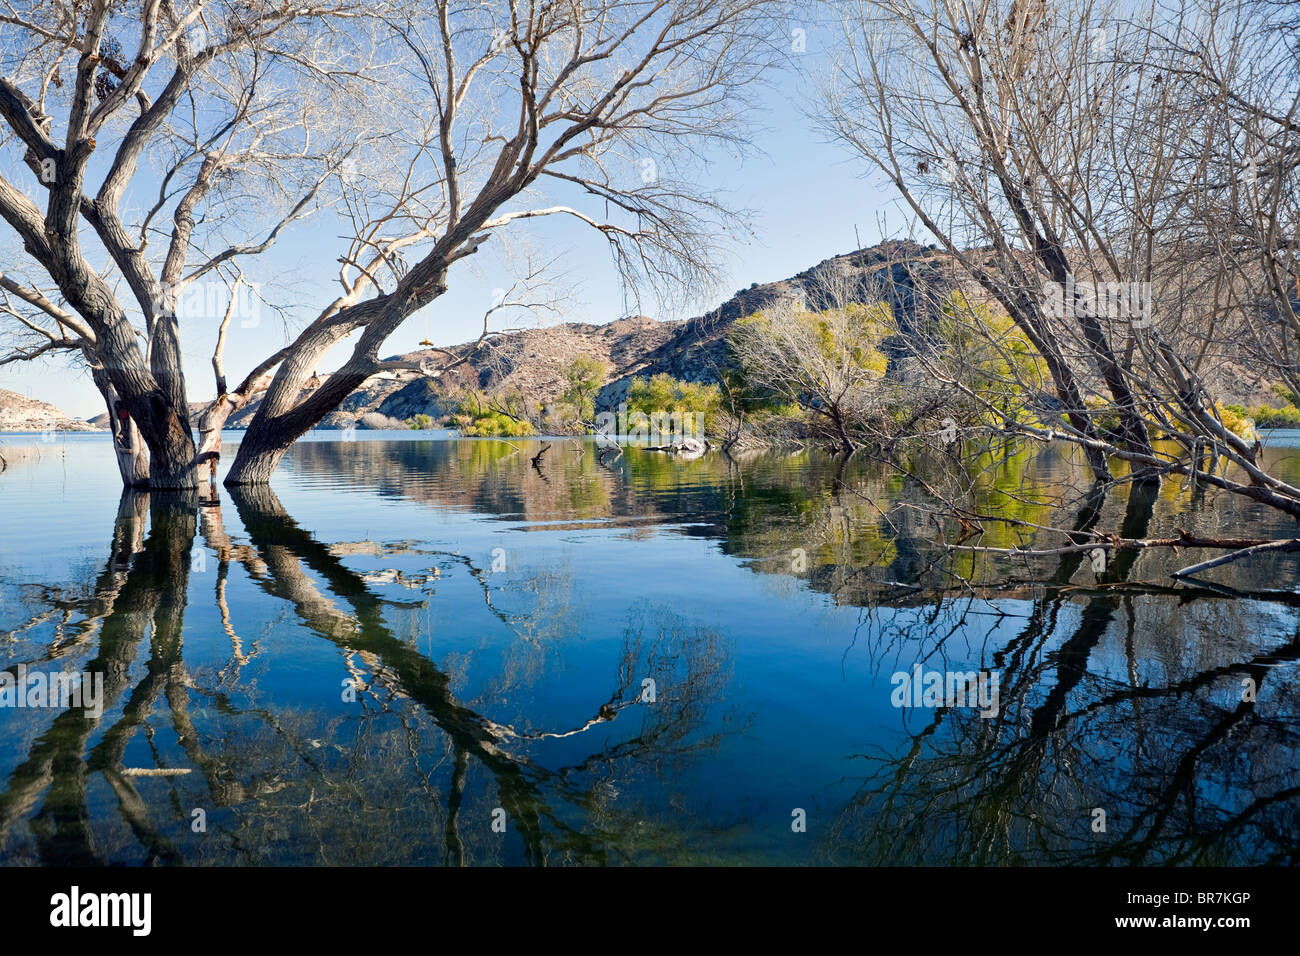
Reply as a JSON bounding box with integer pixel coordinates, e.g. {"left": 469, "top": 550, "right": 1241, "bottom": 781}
{"left": 451, "top": 394, "right": 537, "bottom": 437}
{"left": 1248, "top": 385, "right": 1300, "bottom": 428}
{"left": 1215, "top": 403, "right": 1257, "bottom": 438}
{"left": 625, "top": 373, "right": 724, "bottom": 436}
{"left": 1251, "top": 404, "right": 1300, "bottom": 429}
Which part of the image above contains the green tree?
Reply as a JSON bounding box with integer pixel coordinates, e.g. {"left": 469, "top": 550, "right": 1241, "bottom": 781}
{"left": 625, "top": 373, "right": 724, "bottom": 438}
{"left": 561, "top": 355, "right": 610, "bottom": 424}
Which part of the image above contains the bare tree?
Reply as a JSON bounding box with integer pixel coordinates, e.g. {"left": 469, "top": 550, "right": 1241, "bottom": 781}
{"left": 729, "top": 264, "right": 900, "bottom": 454}
{"left": 0, "top": 0, "right": 383, "bottom": 485}
{"left": 0, "top": 0, "right": 786, "bottom": 488}
{"left": 820, "top": 0, "right": 1300, "bottom": 575}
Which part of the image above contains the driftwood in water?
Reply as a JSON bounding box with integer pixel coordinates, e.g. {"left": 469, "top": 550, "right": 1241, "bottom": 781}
{"left": 643, "top": 436, "right": 708, "bottom": 457}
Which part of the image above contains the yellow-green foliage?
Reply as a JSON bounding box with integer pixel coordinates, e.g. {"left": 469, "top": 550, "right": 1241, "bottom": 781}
{"left": 1230, "top": 394, "right": 1300, "bottom": 429}
{"left": 733, "top": 302, "right": 891, "bottom": 374}
{"left": 451, "top": 394, "right": 536, "bottom": 437}
{"left": 625, "top": 373, "right": 724, "bottom": 434}
{"left": 1089, "top": 398, "right": 1258, "bottom": 441}
{"left": 729, "top": 301, "right": 892, "bottom": 422}
{"left": 716, "top": 367, "right": 802, "bottom": 420}
{"left": 815, "top": 302, "right": 891, "bottom": 375}
{"left": 1214, "top": 403, "right": 1258, "bottom": 439}
{"left": 937, "top": 292, "right": 1046, "bottom": 424}
{"left": 1271, "top": 382, "right": 1300, "bottom": 407}
{"left": 1083, "top": 396, "right": 1121, "bottom": 436}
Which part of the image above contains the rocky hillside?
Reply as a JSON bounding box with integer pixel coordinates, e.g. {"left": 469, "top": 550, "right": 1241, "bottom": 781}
{"left": 83, "top": 238, "right": 1284, "bottom": 431}
{"left": 0, "top": 388, "right": 99, "bottom": 431}
{"left": 596, "top": 239, "right": 963, "bottom": 408}
{"left": 264, "top": 239, "right": 968, "bottom": 428}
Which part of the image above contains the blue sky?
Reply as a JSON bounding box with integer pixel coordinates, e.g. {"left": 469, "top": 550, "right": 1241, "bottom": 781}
{"left": 2, "top": 22, "right": 904, "bottom": 419}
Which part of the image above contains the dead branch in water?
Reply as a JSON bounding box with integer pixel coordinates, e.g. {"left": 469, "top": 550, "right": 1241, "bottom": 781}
{"left": 945, "top": 531, "right": 1300, "bottom": 580}
{"left": 1170, "top": 539, "right": 1300, "bottom": 579}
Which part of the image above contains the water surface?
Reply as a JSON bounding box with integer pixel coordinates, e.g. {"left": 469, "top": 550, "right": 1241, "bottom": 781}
{"left": 0, "top": 431, "right": 1297, "bottom": 865}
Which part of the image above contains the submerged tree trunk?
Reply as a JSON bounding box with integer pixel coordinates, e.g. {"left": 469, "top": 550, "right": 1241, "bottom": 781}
{"left": 976, "top": 270, "right": 1114, "bottom": 483}
{"left": 93, "top": 372, "right": 200, "bottom": 490}
{"left": 830, "top": 406, "right": 857, "bottom": 457}
{"left": 224, "top": 360, "right": 374, "bottom": 485}
{"left": 224, "top": 286, "right": 445, "bottom": 485}
{"left": 42, "top": 181, "right": 202, "bottom": 489}
{"left": 80, "top": 339, "right": 196, "bottom": 489}
{"left": 223, "top": 421, "right": 292, "bottom": 486}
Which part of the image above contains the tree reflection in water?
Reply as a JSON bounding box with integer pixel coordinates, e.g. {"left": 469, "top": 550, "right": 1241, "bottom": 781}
{"left": 0, "top": 487, "right": 736, "bottom": 865}
{"left": 2, "top": 438, "right": 1299, "bottom": 865}
{"left": 824, "top": 481, "right": 1300, "bottom": 865}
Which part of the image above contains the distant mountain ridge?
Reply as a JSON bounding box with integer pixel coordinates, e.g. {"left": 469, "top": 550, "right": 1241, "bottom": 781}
{"left": 0, "top": 388, "right": 99, "bottom": 432}
{"left": 75, "top": 239, "right": 1276, "bottom": 432}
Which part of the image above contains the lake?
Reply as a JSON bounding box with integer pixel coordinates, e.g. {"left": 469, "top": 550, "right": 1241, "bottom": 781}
{"left": 1, "top": 430, "right": 1298, "bottom": 865}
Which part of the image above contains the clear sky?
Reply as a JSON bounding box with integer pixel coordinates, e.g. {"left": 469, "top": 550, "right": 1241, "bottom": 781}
{"left": 1, "top": 21, "right": 904, "bottom": 419}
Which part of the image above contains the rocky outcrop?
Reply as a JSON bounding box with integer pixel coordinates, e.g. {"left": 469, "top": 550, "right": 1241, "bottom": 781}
{"left": 471, "top": 314, "right": 674, "bottom": 404}
{"left": 0, "top": 388, "right": 100, "bottom": 431}
{"left": 377, "top": 379, "right": 456, "bottom": 421}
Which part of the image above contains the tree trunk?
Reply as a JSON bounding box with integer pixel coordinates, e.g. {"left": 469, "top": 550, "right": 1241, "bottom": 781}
{"left": 225, "top": 286, "right": 445, "bottom": 485}
{"left": 46, "top": 223, "right": 200, "bottom": 489}
{"left": 830, "top": 406, "right": 857, "bottom": 456}
{"left": 1033, "top": 243, "right": 1158, "bottom": 469}
{"left": 222, "top": 418, "right": 290, "bottom": 486}
{"left": 224, "top": 361, "right": 374, "bottom": 485}
{"left": 1070, "top": 300, "right": 1158, "bottom": 469}
{"left": 88, "top": 356, "right": 199, "bottom": 489}
{"left": 971, "top": 266, "right": 1113, "bottom": 483}
{"left": 89, "top": 363, "right": 149, "bottom": 487}
{"left": 193, "top": 393, "right": 253, "bottom": 487}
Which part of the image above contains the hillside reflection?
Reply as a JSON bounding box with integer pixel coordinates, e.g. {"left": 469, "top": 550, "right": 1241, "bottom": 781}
{"left": 288, "top": 437, "right": 1300, "bottom": 596}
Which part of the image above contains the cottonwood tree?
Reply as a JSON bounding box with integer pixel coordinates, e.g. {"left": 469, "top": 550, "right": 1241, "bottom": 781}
{"left": 823, "top": 0, "right": 1167, "bottom": 481}
{"left": 0, "top": 0, "right": 786, "bottom": 488}
{"left": 1, "top": 0, "right": 384, "bottom": 485}
{"left": 730, "top": 267, "right": 896, "bottom": 454}
{"left": 822, "top": 0, "right": 1300, "bottom": 574}
{"left": 1175, "top": 2, "right": 1300, "bottom": 416}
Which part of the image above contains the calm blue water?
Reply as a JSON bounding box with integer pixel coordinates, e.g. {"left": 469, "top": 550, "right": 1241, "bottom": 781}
{"left": 0, "top": 431, "right": 1297, "bottom": 865}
